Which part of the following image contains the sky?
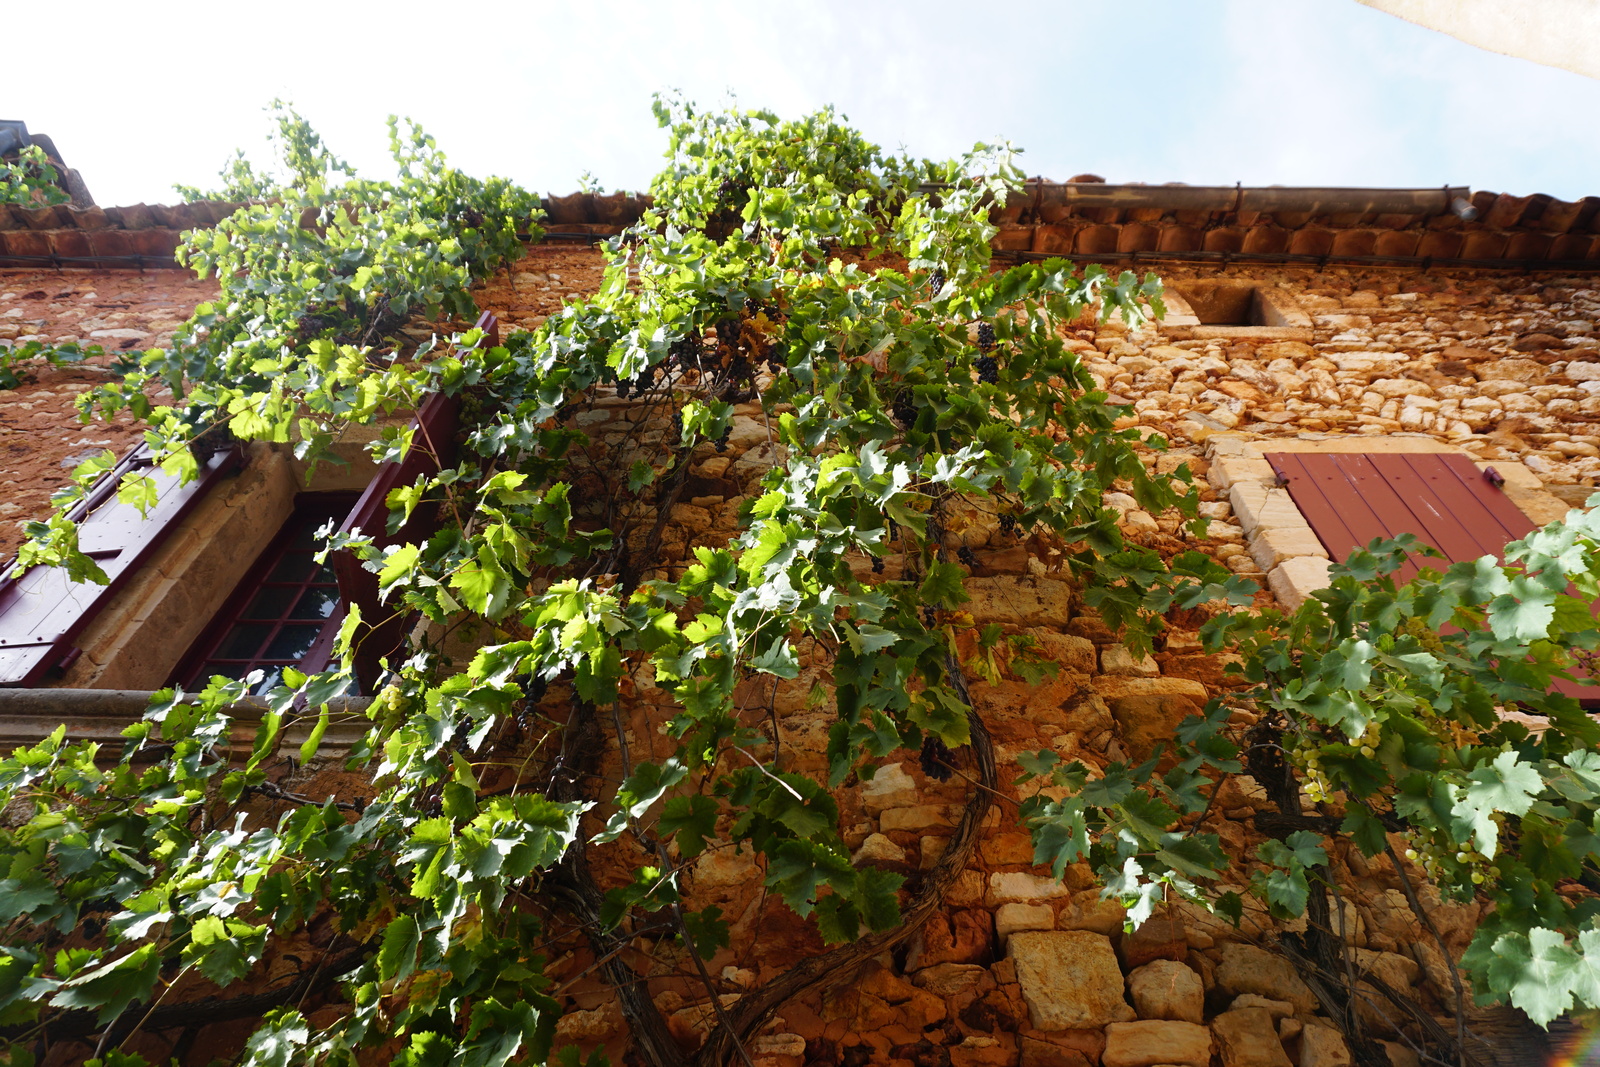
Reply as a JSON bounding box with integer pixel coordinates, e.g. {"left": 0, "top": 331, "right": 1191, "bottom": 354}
{"left": 17, "top": 0, "right": 1600, "bottom": 207}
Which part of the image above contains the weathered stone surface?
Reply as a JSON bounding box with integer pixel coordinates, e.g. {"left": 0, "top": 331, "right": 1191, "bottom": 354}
{"left": 1229, "top": 993, "right": 1293, "bottom": 1017}
{"left": 1268, "top": 555, "right": 1333, "bottom": 612}
{"left": 1127, "top": 959, "right": 1204, "bottom": 1023}
{"left": 1101, "top": 1020, "right": 1212, "bottom": 1067}
{"left": 881, "top": 804, "right": 958, "bottom": 832}
{"left": 860, "top": 762, "right": 918, "bottom": 814}
{"left": 1214, "top": 944, "right": 1318, "bottom": 1013}
{"left": 911, "top": 962, "right": 992, "bottom": 997}
{"left": 962, "top": 576, "right": 1074, "bottom": 627}
{"left": 1212, "top": 1007, "right": 1292, "bottom": 1067}
{"left": 1353, "top": 948, "right": 1419, "bottom": 991}
{"left": 1093, "top": 676, "right": 1209, "bottom": 761}
{"left": 1250, "top": 526, "right": 1329, "bottom": 570}
{"left": 986, "top": 872, "right": 1072, "bottom": 907}
{"left": 1119, "top": 915, "right": 1189, "bottom": 968}
{"left": 1007, "top": 930, "right": 1134, "bottom": 1030}
{"left": 1102, "top": 645, "right": 1160, "bottom": 676}
{"left": 1299, "top": 1023, "right": 1353, "bottom": 1067}
{"left": 994, "top": 902, "right": 1054, "bottom": 943}
{"left": 852, "top": 832, "right": 906, "bottom": 865}
{"left": 1018, "top": 1036, "right": 1090, "bottom": 1067}
{"left": 907, "top": 909, "right": 991, "bottom": 969}
{"left": 1055, "top": 889, "right": 1126, "bottom": 935}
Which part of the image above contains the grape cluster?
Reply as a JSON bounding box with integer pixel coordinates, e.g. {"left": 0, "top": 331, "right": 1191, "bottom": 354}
{"left": 892, "top": 389, "right": 918, "bottom": 427}
{"left": 715, "top": 425, "right": 732, "bottom": 452}
{"left": 764, "top": 341, "right": 789, "bottom": 375}
{"left": 617, "top": 370, "right": 654, "bottom": 400}
{"left": 920, "top": 736, "right": 954, "bottom": 782}
{"left": 870, "top": 555, "right": 885, "bottom": 574}
{"left": 1289, "top": 721, "right": 1383, "bottom": 804}
{"left": 668, "top": 334, "right": 701, "bottom": 369}
{"left": 998, "top": 513, "right": 1019, "bottom": 537}
{"left": 1289, "top": 736, "right": 1336, "bottom": 804}
{"left": 1403, "top": 830, "right": 1504, "bottom": 885}
{"left": 671, "top": 409, "right": 684, "bottom": 441}
{"left": 957, "top": 546, "right": 978, "bottom": 568}
{"left": 976, "top": 322, "right": 997, "bottom": 351}
{"left": 929, "top": 269, "right": 946, "bottom": 295}
{"left": 975, "top": 356, "right": 999, "bottom": 384}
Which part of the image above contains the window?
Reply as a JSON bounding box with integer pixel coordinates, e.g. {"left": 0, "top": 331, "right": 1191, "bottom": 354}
{"left": 0, "top": 314, "right": 488, "bottom": 695}
{"left": 1264, "top": 448, "right": 1596, "bottom": 706}
{"left": 172, "top": 496, "right": 355, "bottom": 695}
{"left": 1161, "top": 281, "right": 1313, "bottom": 340}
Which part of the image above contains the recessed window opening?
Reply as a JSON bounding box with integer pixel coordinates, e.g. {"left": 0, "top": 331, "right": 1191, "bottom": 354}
{"left": 1170, "top": 280, "right": 1272, "bottom": 326}
{"left": 174, "top": 494, "right": 357, "bottom": 695}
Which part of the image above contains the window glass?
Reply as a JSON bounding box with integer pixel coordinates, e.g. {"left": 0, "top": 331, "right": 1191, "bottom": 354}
{"left": 179, "top": 497, "right": 354, "bottom": 696}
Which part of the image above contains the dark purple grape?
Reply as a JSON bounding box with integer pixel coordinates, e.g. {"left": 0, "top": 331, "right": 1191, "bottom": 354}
{"left": 976, "top": 356, "right": 999, "bottom": 384}
{"left": 921, "top": 736, "right": 954, "bottom": 782}
{"left": 892, "top": 389, "right": 917, "bottom": 427}
{"left": 976, "top": 323, "right": 997, "bottom": 351}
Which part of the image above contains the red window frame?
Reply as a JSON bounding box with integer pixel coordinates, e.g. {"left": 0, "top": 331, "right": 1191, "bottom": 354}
{"left": 170, "top": 494, "right": 357, "bottom": 695}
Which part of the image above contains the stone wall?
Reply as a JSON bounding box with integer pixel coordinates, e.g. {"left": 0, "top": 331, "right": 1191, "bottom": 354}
{"left": 7, "top": 241, "right": 1599, "bottom": 1065}
{"left": 503, "top": 381, "right": 1513, "bottom": 1067}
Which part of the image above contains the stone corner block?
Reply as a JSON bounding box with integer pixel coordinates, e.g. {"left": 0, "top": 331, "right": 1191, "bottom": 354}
{"left": 1248, "top": 526, "right": 1329, "bottom": 572}
{"left": 1267, "top": 556, "right": 1333, "bottom": 611}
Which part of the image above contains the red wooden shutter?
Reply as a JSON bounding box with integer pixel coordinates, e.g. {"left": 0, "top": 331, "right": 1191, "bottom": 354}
{"left": 1264, "top": 451, "right": 1535, "bottom": 583}
{"left": 0, "top": 446, "right": 242, "bottom": 686}
{"left": 1265, "top": 450, "right": 1595, "bottom": 705}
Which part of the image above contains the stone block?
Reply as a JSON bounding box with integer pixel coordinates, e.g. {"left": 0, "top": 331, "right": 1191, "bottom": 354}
{"left": 1092, "top": 676, "right": 1208, "bottom": 762}
{"left": 906, "top": 909, "right": 990, "bottom": 969}
{"left": 1027, "top": 630, "right": 1098, "bottom": 674}
{"left": 1055, "top": 889, "right": 1126, "bottom": 935}
{"left": 910, "top": 962, "right": 991, "bottom": 998}
{"left": 1017, "top": 1036, "right": 1090, "bottom": 1067}
{"left": 1249, "top": 526, "right": 1329, "bottom": 571}
{"left": 1229, "top": 481, "right": 1309, "bottom": 533}
{"left": 986, "top": 872, "right": 1071, "bottom": 907}
{"left": 852, "top": 833, "right": 906, "bottom": 865}
{"left": 1214, "top": 944, "right": 1318, "bottom": 1013}
{"left": 1127, "top": 959, "right": 1204, "bottom": 1023}
{"left": 994, "top": 903, "right": 1054, "bottom": 943}
{"left": 1298, "top": 1023, "right": 1352, "bottom": 1067}
{"left": 860, "top": 762, "right": 917, "bottom": 814}
{"left": 1101, "top": 1020, "right": 1212, "bottom": 1067}
{"left": 881, "top": 805, "right": 957, "bottom": 833}
{"left": 962, "top": 576, "right": 1074, "bottom": 628}
{"left": 1211, "top": 1007, "right": 1292, "bottom": 1067}
{"left": 1208, "top": 456, "right": 1276, "bottom": 491}
{"left": 1119, "top": 915, "right": 1189, "bottom": 969}
{"left": 1267, "top": 556, "right": 1333, "bottom": 612}
{"left": 1101, "top": 644, "right": 1159, "bottom": 676}
{"left": 1229, "top": 994, "right": 1294, "bottom": 1017}
{"left": 1353, "top": 948, "right": 1418, "bottom": 991}
{"left": 1007, "top": 930, "right": 1134, "bottom": 1030}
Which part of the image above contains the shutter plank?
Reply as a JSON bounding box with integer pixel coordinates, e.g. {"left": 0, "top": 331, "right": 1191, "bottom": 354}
{"left": 0, "top": 447, "right": 241, "bottom": 687}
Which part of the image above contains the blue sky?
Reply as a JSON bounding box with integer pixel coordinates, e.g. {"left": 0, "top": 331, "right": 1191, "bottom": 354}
{"left": 23, "top": 0, "right": 1600, "bottom": 206}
